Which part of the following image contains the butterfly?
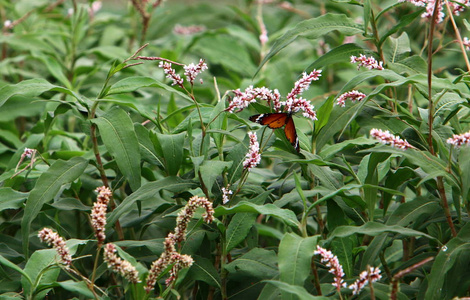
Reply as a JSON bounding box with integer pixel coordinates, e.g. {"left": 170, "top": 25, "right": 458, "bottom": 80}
{"left": 249, "top": 113, "right": 299, "bottom": 152}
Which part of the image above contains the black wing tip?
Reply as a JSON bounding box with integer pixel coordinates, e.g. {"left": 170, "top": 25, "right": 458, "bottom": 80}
{"left": 249, "top": 114, "right": 262, "bottom": 122}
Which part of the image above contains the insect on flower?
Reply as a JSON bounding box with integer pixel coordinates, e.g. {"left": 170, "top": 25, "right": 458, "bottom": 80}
{"left": 249, "top": 113, "right": 299, "bottom": 152}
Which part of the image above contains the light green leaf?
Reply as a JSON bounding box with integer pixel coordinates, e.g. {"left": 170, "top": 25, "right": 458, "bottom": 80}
{"left": 278, "top": 233, "right": 318, "bottom": 299}
{"left": 215, "top": 201, "right": 300, "bottom": 228}
{"left": 258, "top": 13, "right": 364, "bottom": 73}
{"left": 93, "top": 107, "right": 141, "bottom": 191}
{"left": 264, "top": 280, "right": 328, "bottom": 300}
{"left": 21, "top": 157, "right": 88, "bottom": 258}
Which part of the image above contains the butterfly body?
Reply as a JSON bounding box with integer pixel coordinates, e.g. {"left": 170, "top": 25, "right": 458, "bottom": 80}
{"left": 249, "top": 113, "right": 299, "bottom": 152}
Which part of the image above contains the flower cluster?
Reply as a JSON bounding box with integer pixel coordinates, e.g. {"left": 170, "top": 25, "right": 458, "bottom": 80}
{"left": 23, "top": 147, "right": 35, "bottom": 158}
{"left": 447, "top": 130, "right": 470, "bottom": 147}
{"left": 336, "top": 90, "right": 366, "bottom": 107}
{"left": 464, "top": 37, "right": 470, "bottom": 51}
{"left": 4, "top": 20, "right": 12, "bottom": 29}
{"left": 243, "top": 132, "right": 261, "bottom": 170}
{"left": 159, "top": 61, "right": 184, "bottom": 87}
{"left": 399, "top": 0, "right": 470, "bottom": 23}
{"left": 184, "top": 59, "right": 208, "bottom": 85}
{"left": 173, "top": 196, "right": 214, "bottom": 243}
{"left": 173, "top": 24, "right": 206, "bottom": 35}
{"left": 152, "top": 58, "right": 208, "bottom": 87}
{"left": 351, "top": 54, "right": 384, "bottom": 70}
{"left": 370, "top": 128, "right": 413, "bottom": 150}
{"left": 349, "top": 266, "right": 382, "bottom": 295}
{"left": 226, "top": 70, "right": 321, "bottom": 118}
{"left": 103, "top": 243, "right": 140, "bottom": 284}
{"left": 314, "top": 245, "right": 347, "bottom": 290}
{"left": 91, "top": 186, "right": 112, "bottom": 246}
{"left": 281, "top": 70, "right": 321, "bottom": 120}
{"left": 38, "top": 228, "right": 72, "bottom": 266}
{"left": 226, "top": 86, "right": 281, "bottom": 113}
{"left": 221, "top": 185, "right": 233, "bottom": 204}
{"left": 145, "top": 196, "right": 214, "bottom": 292}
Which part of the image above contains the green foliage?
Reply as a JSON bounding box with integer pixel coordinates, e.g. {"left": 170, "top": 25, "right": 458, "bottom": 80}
{"left": 1, "top": 0, "right": 470, "bottom": 299}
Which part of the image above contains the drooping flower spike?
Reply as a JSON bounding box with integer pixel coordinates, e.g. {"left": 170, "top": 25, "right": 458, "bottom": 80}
{"left": 370, "top": 128, "right": 413, "bottom": 150}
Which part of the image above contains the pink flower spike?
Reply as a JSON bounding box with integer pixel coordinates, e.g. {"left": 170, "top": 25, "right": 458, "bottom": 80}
{"left": 226, "top": 86, "right": 281, "bottom": 113}
{"left": 91, "top": 186, "right": 111, "bottom": 246}
{"left": 370, "top": 128, "right": 413, "bottom": 150}
{"left": 349, "top": 266, "right": 382, "bottom": 295}
{"left": 103, "top": 243, "right": 140, "bottom": 284}
{"left": 447, "top": 130, "right": 470, "bottom": 147}
{"left": 184, "top": 59, "right": 208, "bottom": 85}
{"left": 350, "top": 54, "right": 384, "bottom": 70}
{"left": 281, "top": 97, "right": 317, "bottom": 120}
{"left": 336, "top": 90, "right": 366, "bottom": 107}
{"left": 243, "top": 132, "right": 261, "bottom": 170}
{"left": 38, "top": 228, "right": 72, "bottom": 266}
{"left": 159, "top": 61, "right": 184, "bottom": 86}
{"left": 286, "top": 70, "right": 322, "bottom": 100}
{"left": 314, "top": 245, "right": 347, "bottom": 291}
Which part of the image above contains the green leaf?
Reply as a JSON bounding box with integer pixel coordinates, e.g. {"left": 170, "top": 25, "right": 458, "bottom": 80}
{"left": 135, "top": 124, "right": 163, "bottom": 167}
{"left": 225, "top": 213, "right": 257, "bottom": 252}
{"left": 0, "top": 254, "right": 32, "bottom": 285}
{"left": 224, "top": 248, "right": 278, "bottom": 279}
{"left": 107, "top": 76, "right": 193, "bottom": 102}
{"left": 0, "top": 79, "right": 57, "bottom": 108}
{"left": 258, "top": 13, "right": 364, "bottom": 73}
{"left": 21, "top": 157, "right": 88, "bottom": 258}
{"left": 425, "top": 223, "right": 470, "bottom": 299}
{"left": 329, "top": 222, "right": 436, "bottom": 241}
{"left": 21, "top": 249, "right": 60, "bottom": 299}
{"left": 379, "top": 10, "right": 422, "bottom": 47}
{"left": 93, "top": 107, "right": 141, "bottom": 191}
{"left": 187, "top": 255, "right": 221, "bottom": 288}
{"left": 308, "top": 44, "right": 370, "bottom": 70}
{"left": 107, "top": 177, "right": 197, "bottom": 226}
{"left": 386, "top": 197, "right": 440, "bottom": 226}
{"left": 215, "top": 201, "right": 300, "bottom": 228}
{"left": 31, "top": 53, "right": 71, "bottom": 89}
{"left": 458, "top": 147, "right": 470, "bottom": 203}
{"left": 278, "top": 233, "right": 318, "bottom": 299}
{"left": 56, "top": 281, "right": 95, "bottom": 298}
{"left": 0, "top": 188, "right": 28, "bottom": 211}
{"left": 156, "top": 132, "right": 186, "bottom": 176}
{"left": 199, "top": 160, "right": 232, "bottom": 193}
{"left": 193, "top": 35, "right": 257, "bottom": 76}
{"left": 264, "top": 280, "right": 328, "bottom": 300}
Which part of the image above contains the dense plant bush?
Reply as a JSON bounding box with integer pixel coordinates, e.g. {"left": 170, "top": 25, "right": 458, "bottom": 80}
{"left": 1, "top": 0, "right": 470, "bottom": 299}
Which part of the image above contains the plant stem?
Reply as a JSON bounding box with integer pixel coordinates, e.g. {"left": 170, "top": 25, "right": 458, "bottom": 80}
{"left": 427, "top": 0, "right": 440, "bottom": 156}
{"left": 444, "top": 0, "right": 470, "bottom": 72}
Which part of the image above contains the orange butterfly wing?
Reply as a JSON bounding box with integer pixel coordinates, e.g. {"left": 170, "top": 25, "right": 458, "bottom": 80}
{"left": 284, "top": 115, "right": 299, "bottom": 152}
{"left": 249, "top": 113, "right": 289, "bottom": 129}
{"left": 249, "top": 113, "right": 300, "bottom": 152}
